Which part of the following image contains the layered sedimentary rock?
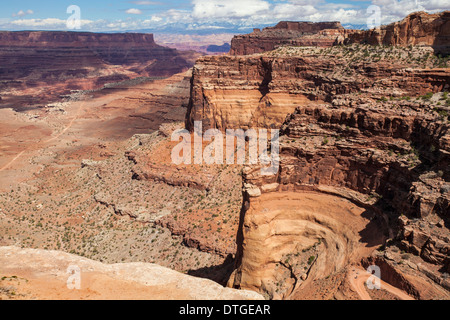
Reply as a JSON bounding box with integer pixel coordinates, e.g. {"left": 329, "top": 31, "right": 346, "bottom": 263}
{"left": 0, "top": 31, "right": 194, "bottom": 75}
{"left": 344, "top": 11, "right": 450, "bottom": 54}
{"left": 0, "top": 31, "right": 198, "bottom": 109}
{"left": 229, "top": 101, "right": 449, "bottom": 298}
{"left": 228, "top": 190, "right": 387, "bottom": 299}
{"left": 276, "top": 105, "right": 450, "bottom": 216}
{"left": 187, "top": 46, "right": 449, "bottom": 132}
{"left": 230, "top": 21, "right": 350, "bottom": 55}
{"left": 230, "top": 11, "right": 450, "bottom": 56}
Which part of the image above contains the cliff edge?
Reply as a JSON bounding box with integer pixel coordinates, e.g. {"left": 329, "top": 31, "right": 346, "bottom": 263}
{"left": 0, "top": 246, "right": 263, "bottom": 300}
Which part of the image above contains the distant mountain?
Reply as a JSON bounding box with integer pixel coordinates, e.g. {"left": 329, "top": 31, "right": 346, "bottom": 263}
{"left": 206, "top": 43, "right": 231, "bottom": 53}
{"left": 125, "top": 23, "right": 370, "bottom": 36}
{"left": 342, "top": 24, "right": 369, "bottom": 30}
{"left": 124, "top": 21, "right": 279, "bottom": 36}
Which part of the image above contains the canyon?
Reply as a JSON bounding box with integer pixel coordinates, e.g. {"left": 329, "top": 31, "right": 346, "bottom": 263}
{"left": 0, "top": 31, "right": 199, "bottom": 111}
{"left": 189, "top": 12, "right": 450, "bottom": 299}
{"left": 1, "top": 11, "right": 449, "bottom": 300}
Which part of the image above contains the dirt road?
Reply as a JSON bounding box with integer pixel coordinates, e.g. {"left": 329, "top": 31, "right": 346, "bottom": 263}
{"left": 348, "top": 267, "right": 414, "bottom": 300}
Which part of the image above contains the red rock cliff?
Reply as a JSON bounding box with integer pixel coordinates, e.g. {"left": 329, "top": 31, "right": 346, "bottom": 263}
{"left": 187, "top": 47, "right": 449, "bottom": 132}
{"left": 345, "top": 11, "right": 450, "bottom": 54}
{"left": 230, "top": 21, "right": 349, "bottom": 55}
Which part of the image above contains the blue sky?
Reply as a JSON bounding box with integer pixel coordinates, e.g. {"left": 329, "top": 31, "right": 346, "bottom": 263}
{"left": 0, "top": 0, "right": 448, "bottom": 33}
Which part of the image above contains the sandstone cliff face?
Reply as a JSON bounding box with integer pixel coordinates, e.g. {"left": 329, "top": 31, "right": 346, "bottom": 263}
{"left": 230, "top": 21, "right": 347, "bottom": 55}
{"left": 187, "top": 55, "right": 316, "bottom": 131}
{"left": 230, "top": 11, "right": 450, "bottom": 56}
{"left": 0, "top": 31, "right": 197, "bottom": 109}
{"left": 187, "top": 46, "right": 449, "bottom": 132}
{"left": 228, "top": 191, "right": 387, "bottom": 299}
{"left": 229, "top": 101, "right": 449, "bottom": 299}
{"left": 277, "top": 105, "right": 450, "bottom": 218}
{"left": 344, "top": 11, "right": 450, "bottom": 55}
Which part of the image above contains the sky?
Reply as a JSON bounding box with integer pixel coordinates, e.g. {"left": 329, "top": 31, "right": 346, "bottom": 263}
{"left": 0, "top": 0, "right": 449, "bottom": 33}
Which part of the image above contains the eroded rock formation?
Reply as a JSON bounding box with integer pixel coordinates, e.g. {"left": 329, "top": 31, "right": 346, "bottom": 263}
{"left": 344, "top": 11, "right": 450, "bottom": 55}
{"left": 230, "top": 21, "right": 348, "bottom": 55}
{"left": 230, "top": 11, "right": 450, "bottom": 56}
{"left": 228, "top": 100, "right": 449, "bottom": 298}
{"left": 187, "top": 46, "right": 449, "bottom": 132}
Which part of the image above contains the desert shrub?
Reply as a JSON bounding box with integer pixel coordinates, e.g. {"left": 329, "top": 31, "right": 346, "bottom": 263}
{"left": 421, "top": 92, "right": 433, "bottom": 100}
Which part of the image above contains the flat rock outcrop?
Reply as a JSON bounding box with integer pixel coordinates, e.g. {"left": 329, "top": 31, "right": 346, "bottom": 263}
{"left": 0, "top": 246, "right": 263, "bottom": 300}
{"left": 230, "top": 11, "right": 450, "bottom": 56}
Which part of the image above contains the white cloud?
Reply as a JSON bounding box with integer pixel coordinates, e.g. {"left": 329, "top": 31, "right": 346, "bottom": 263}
{"left": 12, "top": 9, "right": 34, "bottom": 18}
{"left": 149, "top": 16, "right": 163, "bottom": 22}
{"left": 125, "top": 8, "right": 143, "bottom": 15}
{"left": 192, "top": 0, "right": 271, "bottom": 19}
{"left": 2, "top": 0, "right": 449, "bottom": 33}
{"left": 371, "top": 0, "right": 450, "bottom": 24}
{"left": 272, "top": 4, "right": 318, "bottom": 18}
{"left": 10, "top": 18, "right": 94, "bottom": 29}
{"left": 11, "top": 18, "right": 65, "bottom": 27}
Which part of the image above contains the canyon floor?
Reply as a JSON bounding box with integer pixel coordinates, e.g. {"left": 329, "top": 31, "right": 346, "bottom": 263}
{"left": 0, "top": 71, "right": 244, "bottom": 295}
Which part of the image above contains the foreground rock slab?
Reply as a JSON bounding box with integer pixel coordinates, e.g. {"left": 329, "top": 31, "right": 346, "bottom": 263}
{"left": 0, "top": 246, "right": 263, "bottom": 300}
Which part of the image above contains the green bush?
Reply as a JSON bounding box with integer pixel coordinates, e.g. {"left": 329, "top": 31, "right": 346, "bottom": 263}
{"left": 421, "top": 92, "right": 433, "bottom": 100}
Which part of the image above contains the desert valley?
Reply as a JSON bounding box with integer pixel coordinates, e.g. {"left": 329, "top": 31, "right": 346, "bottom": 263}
{"left": 0, "top": 9, "right": 449, "bottom": 301}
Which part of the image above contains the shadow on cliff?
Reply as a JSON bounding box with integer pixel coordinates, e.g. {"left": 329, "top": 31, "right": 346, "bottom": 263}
{"left": 187, "top": 254, "right": 236, "bottom": 286}
{"left": 187, "top": 193, "right": 250, "bottom": 286}
{"left": 358, "top": 206, "right": 391, "bottom": 249}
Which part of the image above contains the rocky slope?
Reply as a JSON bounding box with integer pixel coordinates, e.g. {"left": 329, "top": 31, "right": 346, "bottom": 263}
{"left": 1, "top": 12, "right": 449, "bottom": 301}
{"left": 230, "top": 21, "right": 348, "bottom": 55}
{"left": 0, "top": 246, "right": 263, "bottom": 300}
{"left": 0, "top": 31, "right": 199, "bottom": 110}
